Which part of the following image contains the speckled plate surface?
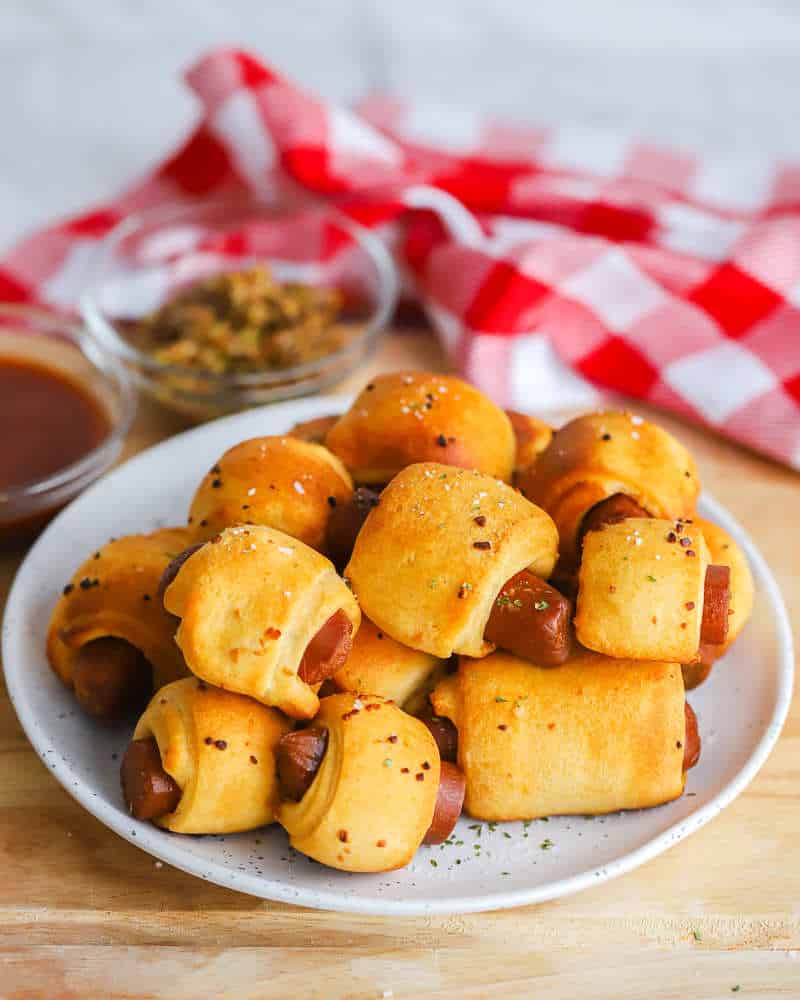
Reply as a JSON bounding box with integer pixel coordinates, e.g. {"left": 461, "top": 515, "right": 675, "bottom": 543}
{"left": 3, "top": 396, "right": 794, "bottom": 915}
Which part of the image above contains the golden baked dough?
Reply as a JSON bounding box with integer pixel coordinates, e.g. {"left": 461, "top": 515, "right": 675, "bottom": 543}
{"left": 345, "top": 463, "right": 559, "bottom": 658}
{"left": 133, "top": 677, "right": 291, "bottom": 834}
{"left": 430, "top": 651, "right": 686, "bottom": 820}
{"left": 575, "top": 518, "right": 710, "bottom": 662}
{"left": 163, "top": 525, "right": 360, "bottom": 719}
{"left": 188, "top": 435, "right": 352, "bottom": 551}
{"left": 332, "top": 617, "right": 448, "bottom": 714}
{"left": 505, "top": 410, "right": 553, "bottom": 480}
{"left": 325, "top": 372, "right": 516, "bottom": 484}
{"left": 278, "top": 693, "right": 440, "bottom": 871}
{"left": 682, "top": 517, "right": 755, "bottom": 688}
{"left": 47, "top": 527, "right": 192, "bottom": 690}
{"left": 518, "top": 411, "right": 699, "bottom": 570}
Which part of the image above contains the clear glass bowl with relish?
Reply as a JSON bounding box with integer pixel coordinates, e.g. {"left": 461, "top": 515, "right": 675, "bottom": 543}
{"left": 80, "top": 196, "right": 398, "bottom": 421}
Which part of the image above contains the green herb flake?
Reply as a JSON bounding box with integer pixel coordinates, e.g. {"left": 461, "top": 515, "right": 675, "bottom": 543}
{"left": 731, "top": 988, "right": 740, "bottom": 994}
{"left": 495, "top": 697, "right": 508, "bottom": 703}
{"left": 383, "top": 758, "right": 393, "bottom": 768}
{"left": 534, "top": 600, "right": 549, "bottom": 611}
{"left": 540, "top": 838, "right": 554, "bottom": 850}
{"left": 646, "top": 574, "right": 657, "bottom": 582}
{"left": 512, "top": 598, "right": 524, "bottom": 608}
{"left": 692, "top": 929, "right": 702, "bottom": 942}
{"left": 429, "top": 858, "right": 438, "bottom": 867}
{"left": 503, "top": 831, "right": 512, "bottom": 839}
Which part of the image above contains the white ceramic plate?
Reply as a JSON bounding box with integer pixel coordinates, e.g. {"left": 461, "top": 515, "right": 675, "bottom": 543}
{"left": 3, "top": 396, "right": 794, "bottom": 915}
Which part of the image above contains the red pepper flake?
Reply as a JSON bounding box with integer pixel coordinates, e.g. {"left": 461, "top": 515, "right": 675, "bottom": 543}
{"left": 337, "top": 829, "right": 348, "bottom": 843}
{"left": 241, "top": 504, "right": 250, "bottom": 510}
{"left": 679, "top": 537, "right": 692, "bottom": 547}
{"left": 342, "top": 709, "right": 360, "bottom": 721}
{"left": 666, "top": 532, "right": 677, "bottom": 543}
{"left": 473, "top": 515, "right": 487, "bottom": 527}
{"left": 249, "top": 755, "right": 258, "bottom": 765}
{"left": 159, "top": 698, "right": 167, "bottom": 705}
{"left": 685, "top": 601, "right": 695, "bottom": 610}
{"left": 62, "top": 583, "right": 74, "bottom": 595}
{"left": 142, "top": 593, "right": 151, "bottom": 602}
{"left": 401, "top": 767, "right": 409, "bottom": 774}
{"left": 215, "top": 740, "right": 227, "bottom": 750}
{"left": 264, "top": 627, "right": 282, "bottom": 640}
{"left": 376, "top": 839, "right": 386, "bottom": 847}
{"left": 211, "top": 478, "right": 222, "bottom": 489}
{"left": 473, "top": 540, "right": 491, "bottom": 550}
{"left": 421, "top": 761, "right": 431, "bottom": 770}
{"left": 366, "top": 383, "right": 375, "bottom": 391}
{"left": 601, "top": 433, "right": 612, "bottom": 441}
{"left": 547, "top": 722, "right": 556, "bottom": 730}
{"left": 93, "top": 552, "right": 101, "bottom": 560}
{"left": 497, "top": 724, "right": 508, "bottom": 731}
{"left": 676, "top": 740, "right": 683, "bottom": 749}
{"left": 680, "top": 622, "right": 688, "bottom": 629}
{"left": 415, "top": 772, "right": 425, "bottom": 781}
{"left": 376, "top": 631, "right": 384, "bottom": 639}
{"left": 387, "top": 734, "right": 398, "bottom": 743}
{"left": 608, "top": 585, "right": 617, "bottom": 593}
{"left": 204, "top": 736, "right": 213, "bottom": 745}
{"left": 685, "top": 550, "right": 696, "bottom": 557}
{"left": 327, "top": 496, "right": 337, "bottom": 508}
{"left": 199, "top": 519, "right": 208, "bottom": 528}
{"left": 365, "top": 703, "right": 381, "bottom": 711}
{"left": 436, "top": 434, "right": 448, "bottom": 447}
{"left": 457, "top": 584, "right": 470, "bottom": 599}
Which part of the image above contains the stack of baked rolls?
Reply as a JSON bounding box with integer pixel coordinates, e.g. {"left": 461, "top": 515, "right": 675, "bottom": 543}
{"left": 45, "top": 370, "right": 753, "bottom": 873}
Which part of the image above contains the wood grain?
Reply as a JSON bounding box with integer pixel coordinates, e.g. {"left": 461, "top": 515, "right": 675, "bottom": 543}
{"left": 1, "top": 329, "right": 798, "bottom": 1000}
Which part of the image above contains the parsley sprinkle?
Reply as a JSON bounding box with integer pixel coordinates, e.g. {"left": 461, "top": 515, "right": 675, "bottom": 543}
{"left": 534, "top": 600, "right": 549, "bottom": 611}
{"left": 430, "top": 859, "right": 438, "bottom": 867}
{"left": 495, "top": 697, "right": 508, "bottom": 703}
{"left": 383, "top": 758, "right": 392, "bottom": 767}
{"left": 692, "top": 929, "right": 702, "bottom": 942}
{"left": 646, "top": 574, "right": 657, "bottom": 582}
{"left": 731, "top": 988, "right": 740, "bottom": 994}
{"left": 540, "top": 839, "right": 554, "bottom": 850}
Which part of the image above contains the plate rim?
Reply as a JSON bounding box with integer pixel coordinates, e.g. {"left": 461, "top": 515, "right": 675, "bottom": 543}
{"left": 2, "top": 395, "right": 795, "bottom": 916}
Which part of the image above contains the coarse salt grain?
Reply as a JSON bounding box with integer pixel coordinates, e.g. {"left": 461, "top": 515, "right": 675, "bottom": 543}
{"left": 631, "top": 431, "right": 640, "bottom": 440}
{"left": 247, "top": 487, "right": 256, "bottom": 496}
{"left": 401, "top": 406, "right": 410, "bottom": 414}
{"left": 154, "top": 861, "right": 163, "bottom": 869}
{"left": 631, "top": 415, "right": 644, "bottom": 425}
{"left": 283, "top": 591, "right": 292, "bottom": 597}
{"left": 293, "top": 481, "right": 305, "bottom": 495}
{"left": 278, "top": 546, "right": 294, "bottom": 555}
{"left": 403, "top": 376, "right": 414, "bottom": 385}
{"left": 353, "top": 698, "right": 364, "bottom": 709}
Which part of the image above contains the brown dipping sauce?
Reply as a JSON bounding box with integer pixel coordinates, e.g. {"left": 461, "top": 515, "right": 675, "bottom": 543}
{"left": 0, "top": 357, "right": 109, "bottom": 490}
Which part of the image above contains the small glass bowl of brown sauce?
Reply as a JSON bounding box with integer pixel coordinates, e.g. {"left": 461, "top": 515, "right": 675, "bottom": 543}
{"left": 0, "top": 306, "right": 136, "bottom": 545}
{"left": 80, "top": 195, "right": 398, "bottom": 421}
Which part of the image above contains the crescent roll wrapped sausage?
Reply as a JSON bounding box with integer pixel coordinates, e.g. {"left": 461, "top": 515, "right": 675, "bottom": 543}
{"left": 430, "top": 651, "right": 690, "bottom": 820}
{"left": 188, "top": 435, "right": 353, "bottom": 552}
{"left": 682, "top": 517, "right": 754, "bottom": 688}
{"left": 505, "top": 410, "right": 553, "bottom": 480}
{"left": 121, "top": 677, "right": 291, "bottom": 833}
{"left": 163, "top": 525, "right": 360, "bottom": 719}
{"left": 47, "top": 528, "right": 192, "bottom": 718}
{"left": 345, "top": 463, "right": 559, "bottom": 659}
{"left": 576, "top": 517, "right": 731, "bottom": 663}
{"left": 325, "top": 372, "right": 516, "bottom": 484}
{"left": 332, "top": 617, "right": 448, "bottom": 714}
{"left": 519, "top": 411, "right": 699, "bottom": 571}
{"left": 277, "top": 693, "right": 449, "bottom": 871}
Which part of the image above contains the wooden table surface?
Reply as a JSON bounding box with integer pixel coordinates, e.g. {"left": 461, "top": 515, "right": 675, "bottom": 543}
{"left": 1, "top": 329, "right": 798, "bottom": 1000}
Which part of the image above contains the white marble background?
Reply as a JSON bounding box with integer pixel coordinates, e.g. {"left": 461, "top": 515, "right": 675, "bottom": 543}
{"left": 2, "top": 1, "right": 799, "bottom": 250}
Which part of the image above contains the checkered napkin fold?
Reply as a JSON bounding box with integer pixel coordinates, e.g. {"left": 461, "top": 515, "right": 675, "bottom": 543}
{"left": 2, "top": 48, "right": 799, "bottom": 467}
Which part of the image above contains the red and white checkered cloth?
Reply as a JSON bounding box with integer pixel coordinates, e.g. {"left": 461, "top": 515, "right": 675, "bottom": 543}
{"left": 3, "top": 48, "right": 799, "bottom": 468}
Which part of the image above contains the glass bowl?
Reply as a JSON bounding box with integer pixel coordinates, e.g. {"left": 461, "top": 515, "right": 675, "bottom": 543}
{"left": 0, "top": 305, "right": 137, "bottom": 545}
{"left": 80, "top": 196, "right": 399, "bottom": 421}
